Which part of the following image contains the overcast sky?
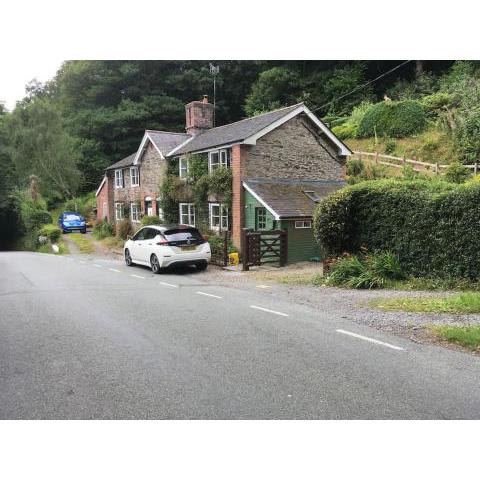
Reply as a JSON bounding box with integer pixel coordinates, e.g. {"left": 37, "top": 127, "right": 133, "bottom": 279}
{"left": 0, "top": 58, "right": 63, "bottom": 111}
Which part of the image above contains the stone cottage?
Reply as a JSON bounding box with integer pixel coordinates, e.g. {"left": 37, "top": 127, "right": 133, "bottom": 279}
{"left": 96, "top": 96, "right": 351, "bottom": 262}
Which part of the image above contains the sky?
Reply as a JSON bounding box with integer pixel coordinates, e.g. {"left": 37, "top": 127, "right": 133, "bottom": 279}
{"left": 0, "top": 58, "right": 63, "bottom": 111}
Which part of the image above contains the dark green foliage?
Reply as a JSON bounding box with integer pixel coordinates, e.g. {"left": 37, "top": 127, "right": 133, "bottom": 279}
{"left": 314, "top": 180, "right": 480, "bottom": 279}
{"left": 64, "top": 191, "right": 96, "bottom": 219}
{"left": 358, "top": 100, "right": 427, "bottom": 138}
{"left": 19, "top": 196, "right": 53, "bottom": 249}
{"left": 443, "top": 161, "right": 471, "bottom": 184}
{"left": 207, "top": 234, "right": 237, "bottom": 259}
{"left": 207, "top": 167, "right": 233, "bottom": 207}
{"left": 117, "top": 218, "right": 134, "bottom": 239}
{"left": 38, "top": 224, "right": 62, "bottom": 243}
{"left": 93, "top": 218, "right": 114, "bottom": 239}
{"left": 384, "top": 138, "right": 396, "bottom": 154}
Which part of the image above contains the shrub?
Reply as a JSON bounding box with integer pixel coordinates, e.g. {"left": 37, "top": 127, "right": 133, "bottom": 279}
{"left": 358, "top": 100, "right": 427, "bottom": 138}
{"left": 443, "top": 161, "right": 471, "bottom": 184}
{"left": 332, "top": 123, "right": 357, "bottom": 140}
{"left": 93, "top": 219, "right": 114, "bottom": 240}
{"left": 384, "top": 139, "right": 396, "bottom": 155}
{"left": 346, "top": 158, "right": 365, "bottom": 177}
{"left": 140, "top": 215, "right": 161, "bottom": 227}
{"left": 38, "top": 224, "right": 62, "bottom": 243}
{"left": 326, "top": 251, "right": 404, "bottom": 289}
{"left": 314, "top": 179, "right": 480, "bottom": 279}
{"left": 421, "top": 92, "right": 455, "bottom": 116}
{"left": 64, "top": 192, "right": 96, "bottom": 219}
{"left": 117, "top": 218, "right": 134, "bottom": 240}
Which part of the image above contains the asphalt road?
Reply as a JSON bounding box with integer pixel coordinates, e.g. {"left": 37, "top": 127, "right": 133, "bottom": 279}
{"left": 1, "top": 251, "right": 480, "bottom": 419}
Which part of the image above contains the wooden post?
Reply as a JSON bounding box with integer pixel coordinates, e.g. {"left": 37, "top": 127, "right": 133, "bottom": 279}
{"left": 475, "top": 162, "right": 478, "bottom": 176}
{"left": 375, "top": 152, "right": 379, "bottom": 165}
{"left": 402, "top": 155, "right": 406, "bottom": 167}
{"left": 435, "top": 162, "right": 440, "bottom": 175}
{"left": 241, "top": 228, "right": 249, "bottom": 271}
{"left": 223, "top": 230, "right": 228, "bottom": 267}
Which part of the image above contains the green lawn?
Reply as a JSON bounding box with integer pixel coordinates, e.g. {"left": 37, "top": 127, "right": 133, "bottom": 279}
{"left": 68, "top": 233, "right": 95, "bottom": 254}
{"left": 432, "top": 325, "right": 480, "bottom": 351}
{"left": 37, "top": 241, "right": 69, "bottom": 255}
{"left": 369, "top": 292, "right": 480, "bottom": 314}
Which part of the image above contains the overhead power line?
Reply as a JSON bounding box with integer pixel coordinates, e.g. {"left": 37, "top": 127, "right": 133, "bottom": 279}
{"left": 310, "top": 60, "right": 412, "bottom": 114}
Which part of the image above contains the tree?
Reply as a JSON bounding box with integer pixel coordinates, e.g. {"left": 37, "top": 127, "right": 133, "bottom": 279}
{"left": 6, "top": 98, "right": 81, "bottom": 199}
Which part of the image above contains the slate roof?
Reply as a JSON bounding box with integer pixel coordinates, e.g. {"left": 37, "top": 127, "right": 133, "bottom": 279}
{"left": 243, "top": 178, "right": 345, "bottom": 218}
{"left": 146, "top": 130, "right": 190, "bottom": 155}
{"left": 105, "top": 153, "right": 136, "bottom": 170}
{"left": 172, "top": 104, "right": 303, "bottom": 155}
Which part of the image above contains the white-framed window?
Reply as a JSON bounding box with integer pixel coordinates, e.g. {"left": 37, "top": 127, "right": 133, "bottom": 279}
{"left": 208, "top": 149, "right": 230, "bottom": 172}
{"left": 179, "top": 203, "right": 195, "bottom": 226}
{"left": 255, "top": 207, "right": 267, "bottom": 230}
{"left": 295, "top": 220, "right": 312, "bottom": 229}
{"left": 115, "top": 203, "right": 124, "bottom": 221}
{"left": 209, "top": 203, "right": 229, "bottom": 230}
{"left": 131, "top": 203, "right": 141, "bottom": 223}
{"left": 130, "top": 167, "right": 139, "bottom": 187}
{"left": 179, "top": 157, "right": 188, "bottom": 179}
{"left": 114, "top": 169, "right": 124, "bottom": 188}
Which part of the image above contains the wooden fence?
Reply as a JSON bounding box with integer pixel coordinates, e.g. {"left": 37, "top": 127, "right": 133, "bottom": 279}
{"left": 352, "top": 151, "right": 480, "bottom": 175}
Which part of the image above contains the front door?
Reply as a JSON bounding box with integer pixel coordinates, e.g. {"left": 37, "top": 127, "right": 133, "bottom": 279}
{"left": 145, "top": 200, "right": 153, "bottom": 217}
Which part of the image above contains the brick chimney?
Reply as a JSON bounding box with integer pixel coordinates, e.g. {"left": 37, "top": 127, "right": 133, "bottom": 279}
{"left": 185, "top": 95, "right": 214, "bottom": 136}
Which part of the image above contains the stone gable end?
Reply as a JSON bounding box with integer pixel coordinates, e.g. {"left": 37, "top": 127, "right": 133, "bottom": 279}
{"left": 244, "top": 115, "right": 345, "bottom": 181}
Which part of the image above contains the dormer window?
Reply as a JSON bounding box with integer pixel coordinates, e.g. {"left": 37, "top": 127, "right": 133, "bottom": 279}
{"left": 303, "top": 190, "right": 321, "bottom": 202}
{"left": 130, "top": 167, "right": 139, "bottom": 187}
{"left": 114, "top": 169, "right": 124, "bottom": 188}
{"left": 208, "top": 149, "right": 230, "bottom": 172}
{"left": 179, "top": 157, "right": 188, "bottom": 179}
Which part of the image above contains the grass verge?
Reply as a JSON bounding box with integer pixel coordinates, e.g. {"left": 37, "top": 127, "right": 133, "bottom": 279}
{"left": 369, "top": 292, "right": 480, "bottom": 314}
{"left": 68, "top": 233, "right": 95, "bottom": 254}
{"left": 100, "top": 236, "right": 125, "bottom": 250}
{"left": 37, "top": 241, "right": 69, "bottom": 255}
{"left": 431, "top": 325, "right": 480, "bottom": 351}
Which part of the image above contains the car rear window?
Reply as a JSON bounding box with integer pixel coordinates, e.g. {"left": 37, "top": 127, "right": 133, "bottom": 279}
{"left": 163, "top": 228, "right": 204, "bottom": 244}
{"left": 64, "top": 214, "right": 81, "bottom": 221}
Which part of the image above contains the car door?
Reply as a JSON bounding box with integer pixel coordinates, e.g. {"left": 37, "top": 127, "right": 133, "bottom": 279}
{"left": 130, "top": 228, "right": 147, "bottom": 262}
{"left": 139, "top": 228, "right": 157, "bottom": 263}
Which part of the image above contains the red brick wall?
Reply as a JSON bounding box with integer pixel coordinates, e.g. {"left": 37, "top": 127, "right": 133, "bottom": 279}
{"left": 96, "top": 175, "right": 111, "bottom": 222}
{"left": 231, "top": 144, "right": 247, "bottom": 249}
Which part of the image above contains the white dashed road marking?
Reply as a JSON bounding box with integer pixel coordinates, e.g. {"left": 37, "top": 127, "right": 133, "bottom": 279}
{"left": 250, "top": 305, "right": 289, "bottom": 317}
{"left": 196, "top": 291, "right": 222, "bottom": 299}
{"left": 336, "top": 329, "right": 405, "bottom": 351}
{"left": 256, "top": 285, "right": 271, "bottom": 289}
{"left": 109, "top": 268, "right": 121, "bottom": 273}
{"left": 93, "top": 264, "right": 103, "bottom": 268}
{"left": 159, "top": 281, "right": 178, "bottom": 288}
{"left": 131, "top": 274, "right": 145, "bottom": 279}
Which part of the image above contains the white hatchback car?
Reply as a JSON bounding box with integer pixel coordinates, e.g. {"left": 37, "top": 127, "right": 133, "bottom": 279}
{"left": 124, "top": 224, "right": 211, "bottom": 273}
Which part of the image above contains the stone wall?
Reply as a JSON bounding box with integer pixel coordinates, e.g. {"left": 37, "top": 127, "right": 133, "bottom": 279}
{"left": 112, "top": 142, "right": 167, "bottom": 220}
{"left": 244, "top": 114, "right": 346, "bottom": 181}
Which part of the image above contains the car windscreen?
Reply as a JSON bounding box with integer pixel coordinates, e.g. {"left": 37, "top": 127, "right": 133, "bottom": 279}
{"left": 163, "top": 228, "right": 204, "bottom": 245}
{"left": 64, "top": 214, "right": 81, "bottom": 221}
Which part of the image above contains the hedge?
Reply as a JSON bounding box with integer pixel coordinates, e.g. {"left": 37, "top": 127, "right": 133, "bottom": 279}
{"left": 357, "top": 100, "right": 427, "bottom": 138}
{"left": 313, "top": 180, "right": 480, "bottom": 279}
{"left": 38, "top": 224, "right": 62, "bottom": 243}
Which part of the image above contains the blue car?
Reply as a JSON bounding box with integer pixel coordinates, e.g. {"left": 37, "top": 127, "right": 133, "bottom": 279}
{"left": 58, "top": 211, "right": 87, "bottom": 234}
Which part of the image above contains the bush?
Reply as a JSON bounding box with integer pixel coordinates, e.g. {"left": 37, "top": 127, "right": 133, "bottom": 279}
{"left": 332, "top": 123, "right": 357, "bottom": 140}
{"left": 326, "top": 251, "right": 404, "bottom": 289}
{"left": 346, "top": 159, "right": 388, "bottom": 184}
{"left": 314, "top": 179, "right": 480, "bottom": 279}
{"left": 140, "top": 215, "right": 162, "bottom": 227}
{"left": 358, "top": 100, "right": 427, "bottom": 138}
{"left": 443, "top": 161, "right": 471, "bottom": 184}
{"left": 117, "top": 218, "right": 134, "bottom": 240}
{"left": 384, "top": 138, "right": 396, "bottom": 155}
{"left": 38, "top": 224, "right": 62, "bottom": 243}
{"left": 421, "top": 92, "right": 455, "bottom": 116}
{"left": 93, "top": 219, "right": 114, "bottom": 240}
{"left": 64, "top": 192, "right": 96, "bottom": 220}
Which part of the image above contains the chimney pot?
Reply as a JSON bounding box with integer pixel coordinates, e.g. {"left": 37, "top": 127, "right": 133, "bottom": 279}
{"left": 202, "top": 95, "right": 209, "bottom": 104}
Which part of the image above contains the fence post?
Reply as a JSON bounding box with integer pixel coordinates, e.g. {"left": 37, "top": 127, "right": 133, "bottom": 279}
{"left": 375, "top": 152, "right": 379, "bottom": 165}
{"left": 402, "top": 155, "right": 406, "bottom": 167}
{"left": 223, "top": 230, "right": 228, "bottom": 267}
{"left": 435, "top": 162, "right": 440, "bottom": 175}
{"left": 475, "top": 162, "right": 478, "bottom": 176}
{"left": 279, "top": 229, "right": 288, "bottom": 267}
{"left": 241, "top": 228, "right": 249, "bottom": 271}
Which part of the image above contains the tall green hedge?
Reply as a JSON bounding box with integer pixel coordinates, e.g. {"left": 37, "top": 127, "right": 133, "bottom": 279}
{"left": 313, "top": 180, "right": 480, "bottom": 279}
{"left": 357, "top": 100, "right": 427, "bottom": 138}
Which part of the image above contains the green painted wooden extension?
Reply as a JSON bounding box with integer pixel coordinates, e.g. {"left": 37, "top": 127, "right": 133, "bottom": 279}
{"left": 243, "top": 190, "right": 322, "bottom": 263}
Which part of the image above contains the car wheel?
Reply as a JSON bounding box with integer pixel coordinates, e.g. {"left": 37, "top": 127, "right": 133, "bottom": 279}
{"left": 125, "top": 249, "right": 133, "bottom": 266}
{"left": 81, "top": 229, "right": 86, "bottom": 234}
{"left": 196, "top": 262, "right": 208, "bottom": 271}
{"left": 150, "top": 254, "right": 161, "bottom": 274}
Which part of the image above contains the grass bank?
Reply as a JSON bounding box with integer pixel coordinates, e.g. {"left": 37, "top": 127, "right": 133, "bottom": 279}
{"left": 369, "top": 292, "right": 480, "bottom": 314}
{"left": 431, "top": 325, "right": 480, "bottom": 351}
